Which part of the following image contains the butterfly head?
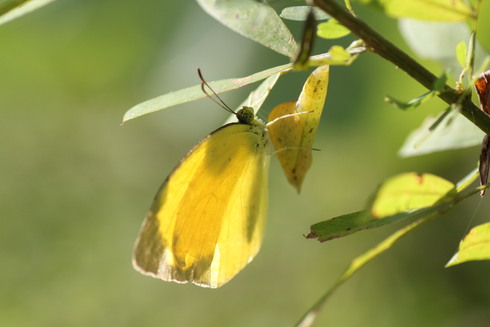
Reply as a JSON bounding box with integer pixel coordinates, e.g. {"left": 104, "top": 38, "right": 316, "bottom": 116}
{"left": 236, "top": 106, "right": 255, "bottom": 125}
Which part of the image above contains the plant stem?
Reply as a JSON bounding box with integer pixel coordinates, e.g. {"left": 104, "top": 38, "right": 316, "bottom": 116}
{"left": 312, "top": 0, "right": 490, "bottom": 134}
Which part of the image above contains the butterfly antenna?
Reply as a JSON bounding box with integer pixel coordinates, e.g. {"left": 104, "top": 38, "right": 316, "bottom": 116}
{"left": 198, "top": 68, "right": 235, "bottom": 114}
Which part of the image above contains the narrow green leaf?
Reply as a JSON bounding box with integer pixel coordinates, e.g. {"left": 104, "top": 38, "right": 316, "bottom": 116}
{"left": 317, "top": 19, "right": 350, "bottom": 39}
{"left": 0, "top": 0, "right": 57, "bottom": 26}
{"left": 399, "top": 109, "right": 484, "bottom": 157}
{"left": 196, "top": 0, "right": 297, "bottom": 58}
{"left": 370, "top": 173, "right": 456, "bottom": 218}
{"left": 123, "top": 63, "right": 292, "bottom": 123}
{"left": 385, "top": 91, "right": 435, "bottom": 110}
{"left": 125, "top": 42, "right": 364, "bottom": 123}
{"left": 378, "top": 0, "right": 473, "bottom": 21}
{"left": 280, "top": 6, "right": 329, "bottom": 21}
{"left": 456, "top": 40, "right": 467, "bottom": 68}
{"left": 385, "top": 73, "right": 446, "bottom": 110}
{"left": 306, "top": 204, "right": 450, "bottom": 242}
{"left": 307, "top": 173, "right": 457, "bottom": 241}
{"left": 446, "top": 222, "right": 490, "bottom": 267}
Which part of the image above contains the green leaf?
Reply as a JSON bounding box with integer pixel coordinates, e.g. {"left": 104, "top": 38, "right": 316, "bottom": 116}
{"left": 399, "top": 109, "right": 484, "bottom": 157}
{"left": 280, "top": 6, "right": 329, "bottom": 21}
{"left": 317, "top": 19, "right": 350, "bottom": 39}
{"left": 306, "top": 173, "right": 457, "bottom": 241}
{"left": 196, "top": 0, "right": 297, "bottom": 58}
{"left": 369, "top": 173, "right": 456, "bottom": 218}
{"left": 306, "top": 205, "right": 448, "bottom": 242}
{"left": 124, "top": 41, "right": 366, "bottom": 123}
{"left": 385, "top": 91, "right": 436, "bottom": 110}
{"left": 446, "top": 222, "right": 490, "bottom": 267}
{"left": 372, "top": 0, "right": 473, "bottom": 21}
{"left": 309, "top": 45, "right": 354, "bottom": 66}
{"left": 0, "top": 0, "right": 57, "bottom": 26}
{"left": 123, "top": 63, "right": 292, "bottom": 123}
{"left": 456, "top": 40, "right": 467, "bottom": 68}
{"left": 399, "top": 20, "right": 488, "bottom": 78}
{"left": 385, "top": 73, "right": 446, "bottom": 110}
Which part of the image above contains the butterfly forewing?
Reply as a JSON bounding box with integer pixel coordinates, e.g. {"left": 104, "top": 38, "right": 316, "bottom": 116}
{"left": 133, "top": 120, "right": 269, "bottom": 288}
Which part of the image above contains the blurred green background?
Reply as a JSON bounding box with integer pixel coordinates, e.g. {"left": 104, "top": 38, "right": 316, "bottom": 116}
{"left": 1, "top": 1, "right": 490, "bottom": 326}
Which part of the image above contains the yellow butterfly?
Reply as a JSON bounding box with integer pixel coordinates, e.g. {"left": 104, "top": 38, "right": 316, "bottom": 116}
{"left": 132, "top": 72, "right": 270, "bottom": 288}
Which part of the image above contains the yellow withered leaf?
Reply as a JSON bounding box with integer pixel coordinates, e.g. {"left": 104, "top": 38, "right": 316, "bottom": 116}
{"left": 268, "top": 65, "right": 329, "bottom": 191}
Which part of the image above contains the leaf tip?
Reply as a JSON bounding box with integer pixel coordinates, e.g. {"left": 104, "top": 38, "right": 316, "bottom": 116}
{"left": 122, "top": 110, "right": 137, "bottom": 123}
{"left": 305, "top": 231, "right": 318, "bottom": 239}
{"left": 445, "top": 253, "right": 459, "bottom": 268}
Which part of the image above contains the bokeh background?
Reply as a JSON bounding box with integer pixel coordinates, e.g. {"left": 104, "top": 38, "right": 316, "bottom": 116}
{"left": 1, "top": 1, "right": 490, "bottom": 326}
